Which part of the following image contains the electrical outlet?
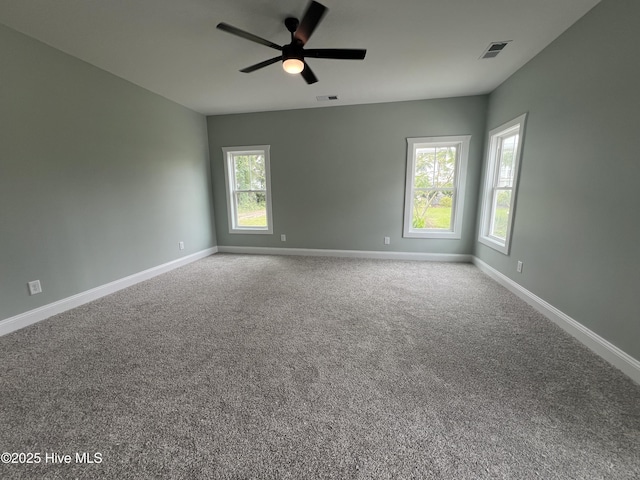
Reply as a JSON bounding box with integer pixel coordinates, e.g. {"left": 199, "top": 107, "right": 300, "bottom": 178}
{"left": 384, "top": 236, "right": 391, "bottom": 245}
{"left": 517, "top": 261, "right": 523, "bottom": 273}
{"left": 28, "top": 280, "right": 42, "bottom": 295}
{"left": 178, "top": 241, "right": 185, "bottom": 250}
{"left": 280, "top": 234, "right": 286, "bottom": 242}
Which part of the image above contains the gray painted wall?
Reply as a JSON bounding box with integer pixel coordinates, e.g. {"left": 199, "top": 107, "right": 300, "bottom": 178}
{"left": 208, "top": 96, "right": 487, "bottom": 254}
{"left": 476, "top": 0, "right": 640, "bottom": 359}
{"left": 0, "top": 24, "right": 215, "bottom": 321}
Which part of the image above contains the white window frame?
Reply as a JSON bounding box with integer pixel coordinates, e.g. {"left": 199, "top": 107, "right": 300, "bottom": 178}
{"left": 403, "top": 135, "right": 471, "bottom": 239}
{"left": 478, "top": 113, "right": 527, "bottom": 254}
{"left": 222, "top": 145, "right": 273, "bottom": 234}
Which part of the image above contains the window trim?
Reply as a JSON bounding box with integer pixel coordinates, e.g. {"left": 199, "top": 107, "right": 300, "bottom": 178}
{"left": 222, "top": 145, "right": 273, "bottom": 235}
{"left": 478, "top": 113, "right": 527, "bottom": 254}
{"left": 403, "top": 135, "right": 471, "bottom": 239}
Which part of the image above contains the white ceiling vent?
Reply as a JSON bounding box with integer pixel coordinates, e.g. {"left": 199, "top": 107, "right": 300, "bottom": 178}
{"left": 480, "top": 41, "right": 511, "bottom": 59}
{"left": 316, "top": 95, "right": 339, "bottom": 102}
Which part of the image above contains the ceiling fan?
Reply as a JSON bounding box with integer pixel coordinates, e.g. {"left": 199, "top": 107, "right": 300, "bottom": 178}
{"left": 216, "top": 1, "right": 367, "bottom": 84}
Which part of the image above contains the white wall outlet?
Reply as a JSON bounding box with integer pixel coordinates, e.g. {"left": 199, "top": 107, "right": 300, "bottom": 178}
{"left": 517, "top": 261, "right": 523, "bottom": 273}
{"left": 280, "top": 234, "right": 286, "bottom": 242}
{"left": 178, "top": 241, "right": 185, "bottom": 250}
{"left": 28, "top": 280, "right": 42, "bottom": 295}
{"left": 384, "top": 236, "right": 391, "bottom": 245}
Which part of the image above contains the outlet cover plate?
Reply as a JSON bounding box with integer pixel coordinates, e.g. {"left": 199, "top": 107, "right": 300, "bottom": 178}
{"left": 28, "top": 280, "right": 42, "bottom": 295}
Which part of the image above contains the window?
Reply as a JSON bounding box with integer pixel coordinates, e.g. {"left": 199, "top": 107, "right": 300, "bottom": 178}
{"left": 478, "top": 113, "right": 527, "bottom": 254}
{"left": 403, "top": 135, "right": 471, "bottom": 239}
{"left": 222, "top": 146, "right": 273, "bottom": 234}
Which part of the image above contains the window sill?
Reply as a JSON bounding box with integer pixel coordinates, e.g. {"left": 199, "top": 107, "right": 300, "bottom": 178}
{"left": 404, "top": 230, "right": 461, "bottom": 240}
{"left": 478, "top": 235, "right": 509, "bottom": 254}
{"left": 229, "top": 228, "right": 273, "bottom": 235}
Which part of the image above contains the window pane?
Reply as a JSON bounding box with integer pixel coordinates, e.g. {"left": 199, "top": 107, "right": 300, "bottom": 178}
{"left": 235, "top": 191, "right": 267, "bottom": 227}
{"left": 415, "top": 146, "right": 457, "bottom": 189}
{"left": 250, "top": 155, "right": 266, "bottom": 190}
{"left": 415, "top": 147, "right": 436, "bottom": 188}
{"left": 497, "top": 134, "right": 518, "bottom": 187}
{"left": 412, "top": 190, "right": 453, "bottom": 230}
{"left": 490, "top": 189, "right": 512, "bottom": 240}
{"left": 233, "top": 154, "right": 266, "bottom": 191}
{"left": 435, "top": 146, "right": 456, "bottom": 189}
{"left": 233, "top": 155, "right": 251, "bottom": 190}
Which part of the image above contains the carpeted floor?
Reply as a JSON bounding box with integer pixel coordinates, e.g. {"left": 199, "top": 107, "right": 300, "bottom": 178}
{"left": 1, "top": 254, "right": 639, "bottom": 479}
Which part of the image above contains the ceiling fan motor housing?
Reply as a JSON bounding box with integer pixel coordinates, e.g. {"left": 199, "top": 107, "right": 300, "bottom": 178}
{"left": 283, "top": 43, "right": 304, "bottom": 63}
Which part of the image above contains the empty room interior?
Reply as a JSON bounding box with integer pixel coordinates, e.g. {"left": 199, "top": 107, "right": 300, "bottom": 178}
{"left": 1, "top": 0, "right": 639, "bottom": 478}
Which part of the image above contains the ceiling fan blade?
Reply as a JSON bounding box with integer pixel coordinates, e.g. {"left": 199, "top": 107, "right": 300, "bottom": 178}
{"left": 300, "top": 63, "right": 318, "bottom": 84}
{"left": 216, "top": 23, "right": 282, "bottom": 51}
{"left": 304, "top": 48, "right": 367, "bottom": 60}
{"left": 240, "top": 56, "right": 282, "bottom": 73}
{"left": 294, "top": 1, "right": 328, "bottom": 46}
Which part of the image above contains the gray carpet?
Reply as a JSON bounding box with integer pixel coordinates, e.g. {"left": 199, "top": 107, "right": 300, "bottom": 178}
{"left": 1, "top": 254, "right": 638, "bottom": 479}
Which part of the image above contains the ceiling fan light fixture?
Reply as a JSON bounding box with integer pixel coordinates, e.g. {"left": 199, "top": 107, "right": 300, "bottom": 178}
{"left": 283, "top": 57, "right": 304, "bottom": 74}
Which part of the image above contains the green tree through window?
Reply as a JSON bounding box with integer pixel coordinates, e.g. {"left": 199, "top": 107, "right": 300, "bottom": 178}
{"left": 412, "top": 146, "right": 457, "bottom": 229}
{"left": 233, "top": 154, "right": 267, "bottom": 227}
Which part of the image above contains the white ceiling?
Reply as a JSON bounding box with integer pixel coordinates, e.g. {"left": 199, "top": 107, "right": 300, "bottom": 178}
{"left": 0, "top": 0, "right": 600, "bottom": 115}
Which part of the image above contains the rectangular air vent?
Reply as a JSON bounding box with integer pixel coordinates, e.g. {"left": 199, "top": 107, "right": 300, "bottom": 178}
{"left": 480, "top": 41, "right": 511, "bottom": 59}
{"left": 316, "top": 95, "right": 339, "bottom": 102}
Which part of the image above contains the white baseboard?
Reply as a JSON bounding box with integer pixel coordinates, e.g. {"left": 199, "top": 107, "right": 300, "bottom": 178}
{"left": 472, "top": 257, "right": 640, "bottom": 384}
{"left": 217, "top": 245, "right": 473, "bottom": 263}
{"left": 0, "top": 247, "right": 218, "bottom": 337}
